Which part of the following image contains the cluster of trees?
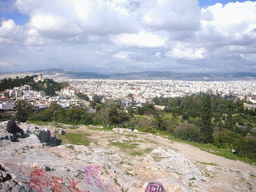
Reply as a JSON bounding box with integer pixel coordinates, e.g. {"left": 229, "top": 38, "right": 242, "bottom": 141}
{"left": 0, "top": 76, "right": 36, "bottom": 91}
{"left": 154, "top": 94, "right": 256, "bottom": 159}
{"left": 27, "top": 101, "right": 130, "bottom": 127}
{"left": 0, "top": 75, "right": 68, "bottom": 96}
{"left": 153, "top": 94, "right": 255, "bottom": 131}
{"left": 77, "top": 92, "right": 89, "bottom": 101}
{"left": 12, "top": 93, "right": 256, "bottom": 160}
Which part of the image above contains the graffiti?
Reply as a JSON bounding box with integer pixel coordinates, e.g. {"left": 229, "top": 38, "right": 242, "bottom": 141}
{"left": 28, "top": 168, "right": 78, "bottom": 192}
{"left": 84, "top": 165, "right": 114, "bottom": 191}
{"left": 67, "top": 178, "right": 81, "bottom": 192}
{"left": 145, "top": 182, "right": 165, "bottom": 192}
{"left": 22, "top": 166, "right": 115, "bottom": 192}
{"left": 0, "top": 164, "right": 116, "bottom": 192}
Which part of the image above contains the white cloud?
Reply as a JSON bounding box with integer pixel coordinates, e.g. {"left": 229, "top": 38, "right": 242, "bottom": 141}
{"left": 200, "top": 1, "right": 256, "bottom": 44}
{"left": 0, "top": 19, "right": 16, "bottom": 35}
{"left": 113, "top": 31, "right": 166, "bottom": 47}
{"left": 112, "top": 50, "right": 137, "bottom": 61}
{"left": 203, "top": 2, "right": 256, "bottom": 34}
{"left": 240, "top": 53, "right": 256, "bottom": 61}
{"left": 25, "top": 29, "right": 45, "bottom": 45}
{"left": 17, "top": 0, "right": 137, "bottom": 40}
{"left": 0, "top": 19, "right": 25, "bottom": 44}
{"left": 166, "top": 43, "right": 208, "bottom": 60}
{"left": 142, "top": 0, "right": 200, "bottom": 31}
{"left": 155, "top": 52, "right": 162, "bottom": 57}
{"left": 1, "top": 0, "right": 256, "bottom": 73}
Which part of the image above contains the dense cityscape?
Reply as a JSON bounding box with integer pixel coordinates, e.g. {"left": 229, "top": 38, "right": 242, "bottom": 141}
{"left": 1, "top": 73, "right": 256, "bottom": 111}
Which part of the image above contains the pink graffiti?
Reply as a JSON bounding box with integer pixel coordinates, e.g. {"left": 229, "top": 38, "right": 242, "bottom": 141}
{"left": 84, "top": 165, "right": 114, "bottom": 191}
{"left": 145, "top": 182, "right": 165, "bottom": 192}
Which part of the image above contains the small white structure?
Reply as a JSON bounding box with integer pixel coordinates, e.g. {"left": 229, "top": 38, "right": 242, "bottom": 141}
{"left": 34, "top": 74, "right": 44, "bottom": 83}
{"left": 0, "top": 102, "right": 14, "bottom": 110}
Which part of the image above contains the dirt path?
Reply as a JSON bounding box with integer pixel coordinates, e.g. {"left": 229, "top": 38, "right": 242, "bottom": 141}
{"left": 171, "top": 142, "right": 256, "bottom": 175}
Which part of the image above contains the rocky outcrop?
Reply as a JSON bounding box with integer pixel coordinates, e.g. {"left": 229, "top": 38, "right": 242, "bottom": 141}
{"left": 1, "top": 122, "right": 256, "bottom": 191}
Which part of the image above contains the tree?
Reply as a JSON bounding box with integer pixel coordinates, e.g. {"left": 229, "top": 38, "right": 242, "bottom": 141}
{"left": 154, "top": 112, "right": 167, "bottom": 131}
{"left": 200, "top": 95, "right": 213, "bottom": 143}
{"left": 93, "top": 94, "right": 101, "bottom": 104}
{"left": 77, "top": 92, "right": 89, "bottom": 101}
{"left": 49, "top": 101, "right": 62, "bottom": 121}
{"left": 108, "top": 105, "right": 119, "bottom": 127}
{"left": 90, "top": 94, "right": 101, "bottom": 109}
{"left": 15, "top": 100, "right": 33, "bottom": 122}
{"left": 127, "top": 106, "right": 135, "bottom": 117}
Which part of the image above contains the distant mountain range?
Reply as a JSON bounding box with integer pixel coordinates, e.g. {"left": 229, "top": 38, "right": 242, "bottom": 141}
{"left": 3, "top": 68, "right": 256, "bottom": 81}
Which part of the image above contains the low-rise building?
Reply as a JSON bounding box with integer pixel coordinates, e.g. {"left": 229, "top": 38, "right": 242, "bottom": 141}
{"left": 0, "top": 101, "right": 14, "bottom": 110}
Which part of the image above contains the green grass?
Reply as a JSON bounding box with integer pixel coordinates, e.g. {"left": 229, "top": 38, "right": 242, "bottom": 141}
{"left": 130, "top": 151, "right": 143, "bottom": 156}
{"left": 144, "top": 148, "right": 153, "bottom": 154}
{"left": 87, "top": 125, "right": 113, "bottom": 131}
{"left": 109, "top": 140, "right": 139, "bottom": 150}
{"left": 197, "top": 161, "right": 218, "bottom": 166}
{"left": 126, "top": 134, "right": 138, "bottom": 138}
{"left": 58, "top": 131, "right": 91, "bottom": 146}
{"left": 114, "top": 178, "right": 120, "bottom": 187}
{"left": 27, "top": 120, "right": 52, "bottom": 126}
{"left": 66, "top": 145, "right": 75, "bottom": 150}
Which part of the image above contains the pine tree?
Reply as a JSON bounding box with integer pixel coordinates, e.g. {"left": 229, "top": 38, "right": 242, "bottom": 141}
{"left": 200, "top": 95, "right": 213, "bottom": 143}
{"left": 108, "top": 105, "right": 119, "bottom": 127}
{"left": 15, "top": 100, "right": 33, "bottom": 122}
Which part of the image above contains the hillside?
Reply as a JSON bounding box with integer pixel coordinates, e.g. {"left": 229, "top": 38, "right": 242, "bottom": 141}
{"left": 1, "top": 68, "right": 256, "bottom": 81}
{"left": 0, "top": 122, "right": 256, "bottom": 191}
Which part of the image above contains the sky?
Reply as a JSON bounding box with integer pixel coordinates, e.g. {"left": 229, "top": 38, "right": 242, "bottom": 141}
{"left": 0, "top": 0, "right": 256, "bottom": 74}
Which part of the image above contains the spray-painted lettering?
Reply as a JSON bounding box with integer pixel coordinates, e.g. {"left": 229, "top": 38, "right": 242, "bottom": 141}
{"left": 145, "top": 182, "right": 165, "bottom": 192}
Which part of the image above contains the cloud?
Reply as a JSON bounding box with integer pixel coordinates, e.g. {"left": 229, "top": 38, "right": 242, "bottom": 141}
{"left": 142, "top": 0, "right": 201, "bottom": 31}
{"left": 0, "top": 19, "right": 23, "bottom": 44}
{"left": 113, "top": 31, "right": 166, "bottom": 47}
{"left": 155, "top": 52, "right": 162, "bottom": 57}
{"left": 15, "top": 0, "right": 137, "bottom": 41}
{"left": 166, "top": 42, "right": 208, "bottom": 60}
{"left": 199, "top": 1, "right": 256, "bottom": 45}
{"left": 1, "top": 0, "right": 256, "bottom": 73}
{"left": 112, "top": 50, "right": 138, "bottom": 61}
{"left": 203, "top": 2, "right": 256, "bottom": 33}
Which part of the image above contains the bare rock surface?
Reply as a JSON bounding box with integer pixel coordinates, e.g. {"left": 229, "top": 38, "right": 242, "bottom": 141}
{"left": 0, "top": 122, "right": 256, "bottom": 191}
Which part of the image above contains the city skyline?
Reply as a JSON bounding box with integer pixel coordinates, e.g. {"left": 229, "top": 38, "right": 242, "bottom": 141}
{"left": 0, "top": 0, "right": 256, "bottom": 74}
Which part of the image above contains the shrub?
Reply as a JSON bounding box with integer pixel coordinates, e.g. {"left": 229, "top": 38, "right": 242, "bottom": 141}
{"left": 173, "top": 123, "right": 202, "bottom": 142}
{"left": 142, "top": 126, "right": 156, "bottom": 134}
{"left": 28, "top": 113, "right": 52, "bottom": 122}
{"left": 213, "top": 130, "right": 243, "bottom": 148}
{"left": 182, "top": 113, "right": 189, "bottom": 120}
{"left": 137, "top": 117, "right": 154, "bottom": 128}
{"left": 234, "top": 138, "right": 256, "bottom": 159}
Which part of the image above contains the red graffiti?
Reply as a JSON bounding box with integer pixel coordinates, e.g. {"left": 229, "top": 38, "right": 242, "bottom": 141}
{"left": 49, "top": 176, "right": 63, "bottom": 192}
{"left": 28, "top": 166, "right": 115, "bottom": 192}
{"left": 67, "top": 178, "right": 81, "bottom": 192}
{"left": 28, "top": 169, "right": 46, "bottom": 192}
